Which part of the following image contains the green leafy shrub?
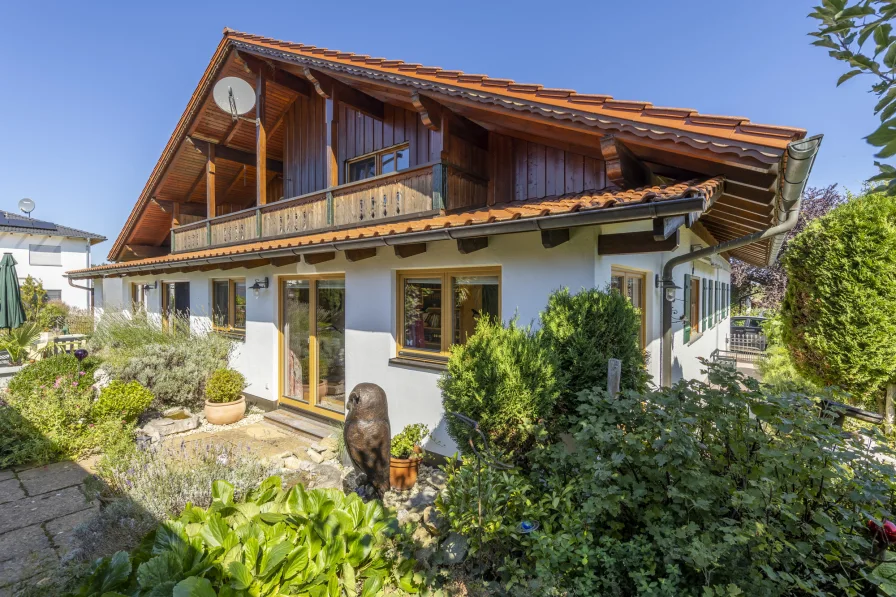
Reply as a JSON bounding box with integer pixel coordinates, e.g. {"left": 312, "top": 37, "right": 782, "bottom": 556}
{"left": 439, "top": 317, "right": 558, "bottom": 459}
{"left": 68, "top": 477, "right": 422, "bottom": 596}
{"left": 539, "top": 287, "right": 649, "bottom": 414}
{"left": 94, "top": 381, "right": 154, "bottom": 422}
{"left": 204, "top": 368, "right": 246, "bottom": 404}
{"left": 391, "top": 424, "right": 428, "bottom": 459}
{"left": 8, "top": 353, "right": 99, "bottom": 398}
{"left": 758, "top": 316, "right": 818, "bottom": 393}
{"left": 0, "top": 405, "right": 55, "bottom": 469}
{"left": 781, "top": 191, "right": 896, "bottom": 405}
{"left": 438, "top": 367, "right": 896, "bottom": 595}
{"left": 0, "top": 321, "right": 41, "bottom": 364}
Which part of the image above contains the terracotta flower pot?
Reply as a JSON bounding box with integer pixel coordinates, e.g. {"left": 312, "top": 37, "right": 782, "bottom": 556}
{"left": 389, "top": 445, "right": 423, "bottom": 491}
{"left": 204, "top": 395, "right": 246, "bottom": 425}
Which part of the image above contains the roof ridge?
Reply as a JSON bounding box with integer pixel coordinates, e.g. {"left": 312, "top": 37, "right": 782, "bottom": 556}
{"left": 221, "top": 29, "right": 805, "bottom": 142}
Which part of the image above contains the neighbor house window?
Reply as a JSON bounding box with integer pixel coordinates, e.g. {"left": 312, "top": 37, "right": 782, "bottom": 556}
{"left": 397, "top": 268, "right": 500, "bottom": 362}
{"left": 212, "top": 279, "right": 246, "bottom": 339}
{"left": 29, "top": 244, "right": 62, "bottom": 266}
{"left": 346, "top": 144, "right": 410, "bottom": 183}
{"left": 45, "top": 290, "right": 62, "bottom": 302}
{"left": 611, "top": 267, "right": 646, "bottom": 349}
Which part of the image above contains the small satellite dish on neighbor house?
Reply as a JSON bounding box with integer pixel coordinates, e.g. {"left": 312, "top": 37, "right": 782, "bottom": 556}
{"left": 18, "top": 198, "right": 35, "bottom": 217}
{"left": 213, "top": 77, "right": 256, "bottom": 121}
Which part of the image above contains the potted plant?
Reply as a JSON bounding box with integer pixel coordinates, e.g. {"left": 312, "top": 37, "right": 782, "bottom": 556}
{"left": 390, "top": 423, "right": 428, "bottom": 491}
{"left": 204, "top": 368, "right": 247, "bottom": 425}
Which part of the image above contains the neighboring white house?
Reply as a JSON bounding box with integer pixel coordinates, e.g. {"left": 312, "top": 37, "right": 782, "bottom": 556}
{"left": 0, "top": 211, "right": 105, "bottom": 309}
{"left": 66, "top": 30, "right": 821, "bottom": 456}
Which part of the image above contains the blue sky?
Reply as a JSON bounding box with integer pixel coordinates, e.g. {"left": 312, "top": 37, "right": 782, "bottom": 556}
{"left": 0, "top": 0, "right": 880, "bottom": 261}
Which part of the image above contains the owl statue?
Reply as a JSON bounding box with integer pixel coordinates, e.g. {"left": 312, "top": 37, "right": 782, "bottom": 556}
{"left": 344, "top": 383, "right": 391, "bottom": 497}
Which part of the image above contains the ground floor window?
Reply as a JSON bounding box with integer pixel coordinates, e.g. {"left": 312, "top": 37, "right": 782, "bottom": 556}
{"left": 280, "top": 276, "right": 346, "bottom": 419}
{"left": 397, "top": 268, "right": 500, "bottom": 362}
{"left": 610, "top": 267, "right": 646, "bottom": 349}
{"left": 212, "top": 279, "right": 246, "bottom": 339}
{"left": 684, "top": 274, "right": 700, "bottom": 343}
{"left": 161, "top": 281, "right": 190, "bottom": 333}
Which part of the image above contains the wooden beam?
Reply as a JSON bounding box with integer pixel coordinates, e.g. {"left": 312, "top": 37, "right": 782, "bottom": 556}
{"left": 270, "top": 255, "right": 302, "bottom": 267}
{"left": 345, "top": 247, "right": 377, "bottom": 262}
{"left": 206, "top": 143, "right": 216, "bottom": 218}
{"left": 597, "top": 230, "right": 679, "bottom": 255}
{"left": 221, "top": 119, "right": 241, "bottom": 147}
{"left": 223, "top": 165, "right": 247, "bottom": 199}
{"left": 457, "top": 237, "right": 488, "bottom": 254}
{"left": 189, "top": 137, "right": 283, "bottom": 173}
{"left": 151, "top": 198, "right": 206, "bottom": 217}
{"left": 256, "top": 70, "right": 267, "bottom": 206}
{"left": 243, "top": 259, "right": 271, "bottom": 270}
{"left": 302, "top": 68, "right": 384, "bottom": 120}
{"left": 198, "top": 264, "right": 221, "bottom": 272}
{"left": 541, "top": 229, "right": 570, "bottom": 249}
{"left": 410, "top": 92, "right": 442, "bottom": 131}
{"left": 123, "top": 244, "right": 168, "bottom": 259}
{"left": 326, "top": 89, "right": 339, "bottom": 187}
{"left": 652, "top": 215, "right": 686, "bottom": 241}
{"left": 183, "top": 168, "right": 206, "bottom": 203}
{"left": 304, "top": 251, "right": 336, "bottom": 265}
{"left": 600, "top": 135, "right": 656, "bottom": 189}
{"left": 394, "top": 243, "right": 427, "bottom": 258}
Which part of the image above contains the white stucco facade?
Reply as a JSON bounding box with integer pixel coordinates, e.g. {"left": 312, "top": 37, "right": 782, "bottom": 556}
{"left": 0, "top": 234, "right": 95, "bottom": 309}
{"left": 91, "top": 222, "right": 730, "bottom": 456}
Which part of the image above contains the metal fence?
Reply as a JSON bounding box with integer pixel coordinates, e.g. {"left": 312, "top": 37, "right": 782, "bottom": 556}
{"left": 729, "top": 332, "right": 767, "bottom": 355}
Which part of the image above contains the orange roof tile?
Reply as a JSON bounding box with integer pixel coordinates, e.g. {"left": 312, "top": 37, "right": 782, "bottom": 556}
{"left": 73, "top": 178, "right": 723, "bottom": 277}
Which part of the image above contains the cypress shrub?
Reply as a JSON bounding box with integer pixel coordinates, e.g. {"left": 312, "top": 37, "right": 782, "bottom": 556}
{"left": 539, "top": 287, "right": 648, "bottom": 416}
{"left": 780, "top": 191, "right": 896, "bottom": 404}
{"left": 438, "top": 317, "right": 559, "bottom": 459}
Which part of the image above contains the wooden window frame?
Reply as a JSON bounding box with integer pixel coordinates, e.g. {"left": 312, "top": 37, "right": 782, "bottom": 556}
{"left": 161, "top": 281, "right": 188, "bottom": 333}
{"left": 396, "top": 267, "right": 501, "bottom": 364}
{"left": 211, "top": 278, "right": 246, "bottom": 340}
{"left": 277, "top": 274, "right": 346, "bottom": 422}
{"left": 345, "top": 143, "right": 410, "bottom": 183}
{"left": 611, "top": 266, "right": 647, "bottom": 349}
{"left": 690, "top": 275, "right": 701, "bottom": 338}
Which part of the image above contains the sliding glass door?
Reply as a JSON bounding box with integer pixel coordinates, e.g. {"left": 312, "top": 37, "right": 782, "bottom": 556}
{"left": 280, "top": 276, "right": 346, "bottom": 420}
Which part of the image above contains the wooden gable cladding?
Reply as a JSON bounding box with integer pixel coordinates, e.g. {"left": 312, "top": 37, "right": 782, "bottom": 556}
{"left": 487, "top": 132, "right": 605, "bottom": 204}
{"left": 283, "top": 92, "right": 327, "bottom": 198}
{"left": 337, "top": 104, "right": 441, "bottom": 184}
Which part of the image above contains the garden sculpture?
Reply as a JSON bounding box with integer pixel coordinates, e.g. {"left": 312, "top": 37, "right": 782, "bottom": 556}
{"left": 344, "top": 382, "right": 391, "bottom": 497}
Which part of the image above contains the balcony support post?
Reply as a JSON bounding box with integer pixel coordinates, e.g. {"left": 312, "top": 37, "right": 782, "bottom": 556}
{"left": 432, "top": 163, "right": 446, "bottom": 211}
{"left": 256, "top": 208, "right": 262, "bottom": 238}
{"left": 256, "top": 70, "right": 268, "bottom": 206}
{"left": 326, "top": 192, "right": 334, "bottom": 226}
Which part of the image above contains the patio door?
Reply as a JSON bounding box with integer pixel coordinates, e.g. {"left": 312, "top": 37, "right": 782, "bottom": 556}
{"left": 279, "top": 276, "right": 346, "bottom": 421}
{"left": 162, "top": 282, "right": 190, "bottom": 333}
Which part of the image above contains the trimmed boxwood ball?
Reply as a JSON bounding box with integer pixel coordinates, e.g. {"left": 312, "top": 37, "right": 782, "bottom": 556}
{"left": 781, "top": 191, "right": 896, "bottom": 404}
{"left": 204, "top": 368, "right": 247, "bottom": 404}
{"left": 539, "top": 287, "right": 649, "bottom": 415}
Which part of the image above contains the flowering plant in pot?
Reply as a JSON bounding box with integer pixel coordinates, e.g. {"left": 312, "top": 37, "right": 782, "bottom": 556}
{"left": 204, "top": 368, "right": 247, "bottom": 425}
{"left": 390, "top": 423, "right": 428, "bottom": 491}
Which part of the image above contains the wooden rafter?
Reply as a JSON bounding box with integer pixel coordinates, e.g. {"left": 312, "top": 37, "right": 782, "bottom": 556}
{"left": 150, "top": 198, "right": 206, "bottom": 217}
{"left": 410, "top": 92, "right": 441, "bottom": 131}
{"left": 237, "top": 51, "right": 311, "bottom": 97}
{"left": 183, "top": 169, "right": 206, "bottom": 203}
{"left": 300, "top": 67, "right": 384, "bottom": 120}
{"left": 600, "top": 135, "right": 656, "bottom": 189}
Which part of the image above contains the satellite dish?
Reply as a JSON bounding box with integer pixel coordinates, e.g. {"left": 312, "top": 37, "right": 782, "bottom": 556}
{"left": 18, "top": 198, "right": 35, "bottom": 216}
{"left": 213, "top": 77, "right": 256, "bottom": 120}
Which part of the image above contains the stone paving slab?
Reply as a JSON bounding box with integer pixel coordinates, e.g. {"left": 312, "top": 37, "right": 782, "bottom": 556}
{"left": 0, "top": 471, "right": 14, "bottom": 483}
{"left": 17, "top": 460, "right": 93, "bottom": 496}
{"left": 0, "top": 479, "right": 24, "bottom": 505}
{"left": 167, "top": 422, "right": 314, "bottom": 460}
{"left": 0, "top": 547, "right": 57, "bottom": 589}
{"left": 0, "top": 523, "right": 51, "bottom": 562}
{"left": 0, "top": 485, "right": 93, "bottom": 535}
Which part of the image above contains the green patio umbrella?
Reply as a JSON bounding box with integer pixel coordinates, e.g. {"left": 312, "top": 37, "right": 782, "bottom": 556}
{"left": 0, "top": 253, "right": 26, "bottom": 329}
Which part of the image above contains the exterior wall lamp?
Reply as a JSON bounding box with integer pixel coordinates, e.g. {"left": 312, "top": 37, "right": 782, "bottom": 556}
{"left": 656, "top": 274, "right": 680, "bottom": 302}
{"left": 142, "top": 281, "right": 158, "bottom": 291}
{"left": 250, "top": 277, "right": 269, "bottom": 291}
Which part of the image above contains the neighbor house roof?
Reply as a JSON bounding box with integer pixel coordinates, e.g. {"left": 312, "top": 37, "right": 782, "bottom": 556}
{"left": 0, "top": 211, "right": 106, "bottom": 244}
{"left": 108, "top": 28, "right": 806, "bottom": 262}
{"left": 69, "top": 177, "right": 724, "bottom": 277}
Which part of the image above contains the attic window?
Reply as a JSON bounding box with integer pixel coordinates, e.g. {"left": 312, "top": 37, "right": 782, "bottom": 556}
{"left": 346, "top": 144, "right": 410, "bottom": 183}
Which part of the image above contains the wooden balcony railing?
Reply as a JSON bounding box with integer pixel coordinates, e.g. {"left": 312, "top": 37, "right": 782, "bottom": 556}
{"left": 170, "top": 161, "right": 487, "bottom": 254}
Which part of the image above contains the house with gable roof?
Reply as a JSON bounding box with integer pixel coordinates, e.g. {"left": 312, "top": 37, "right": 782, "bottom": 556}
{"left": 66, "top": 29, "right": 821, "bottom": 452}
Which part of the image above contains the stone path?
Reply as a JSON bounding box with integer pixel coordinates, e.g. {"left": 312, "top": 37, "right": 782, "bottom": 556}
{"left": 0, "top": 459, "right": 99, "bottom": 595}
{"left": 163, "top": 421, "right": 315, "bottom": 459}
